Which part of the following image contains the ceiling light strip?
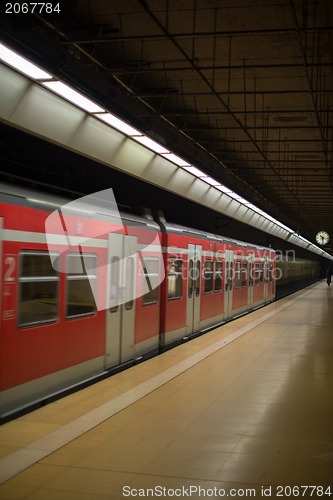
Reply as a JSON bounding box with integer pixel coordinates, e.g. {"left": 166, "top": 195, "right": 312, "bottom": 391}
{"left": 95, "top": 113, "right": 142, "bottom": 136}
{"left": 43, "top": 81, "right": 105, "bottom": 113}
{"left": 0, "top": 43, "right": 52, "bottom": 80}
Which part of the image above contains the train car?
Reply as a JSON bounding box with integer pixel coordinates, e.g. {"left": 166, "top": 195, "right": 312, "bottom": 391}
{"left": 276, "top": 256, "right": 320, "bottom": 285}
{"left": 158, "top": 219, "right": 275, "bottom": 346}
{"left": 0, "top": 182, "right": 309, "bottom": 421}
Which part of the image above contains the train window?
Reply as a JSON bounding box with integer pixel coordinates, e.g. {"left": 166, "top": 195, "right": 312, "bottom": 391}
{"left": 248, "top": 263, "right": 252, "bottom": 286}
{"left": 188, "top": 259, "right": 193, "bottom": 298}
{"left": 204, "top": 260, "right": 214, "bottom": 294}
{"left": 254, "top": 263, "right": 259, "bottom": 285}
{"left": 124, "top": 257, "right": 135, "bottom": 310}
{"left": 142, "top": 257, "right": 159, "bottom": 306}
{"left": 110, "top": 257, "right": 120, "bottom": 313}
{"left": 214, "top": 261, "right": 223, "bottom": 292}
{"left": 195, "top": 260, "right": 201, "bottom": 297}
{"left": 235, "top": 261, "right": 241, "bottom": 289}
{"left": 18, "top": 252, "right": 59, "bottom": 328}
{"left": 260, "top": 263, "right": 264, "bottom": 284}
{"left": 66, "top": 254, "right": 97, "bottom": 318}
{"left": 254, "top": 263, "right": 264, "bottom": 285}
{"left": 168, "top": 258, "right": 183, "bottom": 300}
{"left": 241, "top": 262, "right": 247, "bottom": 287}
{"left": 226, "top": 262, "right": 233, "bottom": 291}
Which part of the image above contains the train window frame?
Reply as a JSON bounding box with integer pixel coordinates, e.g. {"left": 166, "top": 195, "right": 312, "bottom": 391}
{"left": 18, "top": 251, "right": 59, "bottom": 328}
{"left": 142, "top": 257, "right": 159, "bottom": 306}
{"left": 214, "top": 260, "right": 223, "bottom": 293}
{"left": 168, "top": 258, "right": 183, "bottom": 301}
{"left": 204, "top": 260, "right": 214, "bottom": 294}
{"left": 65, "top": 253, "right": 97, "bottom": 319}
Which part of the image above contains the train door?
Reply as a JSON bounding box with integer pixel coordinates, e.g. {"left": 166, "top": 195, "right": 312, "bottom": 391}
{"left": 105, "top": 233, "right": 137, "bottom": 368}
{"left": 185, "top": 244, "right": 202, "bottom": 334}
{"left": 248, "top": 253, "right": 254, "bottom": 309}
{"left": 224, "top": 250, "right": 234, "bottom": 318}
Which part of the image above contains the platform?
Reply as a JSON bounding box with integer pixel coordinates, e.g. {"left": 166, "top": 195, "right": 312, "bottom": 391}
{"left": 0, "top": 281, "right": 332, "bottom": 499}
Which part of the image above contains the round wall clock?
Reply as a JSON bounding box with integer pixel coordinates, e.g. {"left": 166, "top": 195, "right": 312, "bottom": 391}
{"left": 315, "top": 231, "right": 330, "bottom": 246}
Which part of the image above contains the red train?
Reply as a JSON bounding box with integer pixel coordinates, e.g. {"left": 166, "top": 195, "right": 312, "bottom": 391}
{"left": 0, "top": 184, "right": 277, "bottom": 420}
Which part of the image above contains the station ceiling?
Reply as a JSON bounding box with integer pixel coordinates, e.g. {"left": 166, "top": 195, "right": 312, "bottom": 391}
{"left": 1, "top": 0, "right": 332, "bottom": 254}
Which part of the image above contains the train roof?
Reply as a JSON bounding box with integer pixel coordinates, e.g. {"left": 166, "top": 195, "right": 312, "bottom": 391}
{"left": 158, "top": 219, "right": 275, "bottom": 253}
{"left": 0, "top": 183, "right": 274, "bottom": 253}
{"left": 0, "top": 182, "right": 160, "bottom": 232}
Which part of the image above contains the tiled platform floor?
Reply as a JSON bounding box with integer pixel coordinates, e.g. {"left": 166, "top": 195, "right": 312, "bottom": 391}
{"left": 0, "top": 281, "right": 332, "bottom": 499}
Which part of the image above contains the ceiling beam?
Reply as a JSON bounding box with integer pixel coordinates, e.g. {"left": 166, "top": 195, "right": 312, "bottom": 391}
{"left": 60, "top": 26, "right": 333, "bottom": 45}
{"left": 112, "top": 61, "right": 333, "bottom": 75}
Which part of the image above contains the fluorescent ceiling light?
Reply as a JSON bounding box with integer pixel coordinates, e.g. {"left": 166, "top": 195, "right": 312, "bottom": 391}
{"left": 276, "top": 220, "right": 292, "bottom": 232}
{"left": 162, "top": 153, "right": 191, "bottom": 167}
{"left": 298, "top": 236, "right": 309, "bottom": 244}
{"left": 246, "top": 203, "right": 258, "bottom": 210}
{"left": 43, "top": 81, "right": 105, "bottom": 113}
{"left": 183, "top": 166, "right": 207, "bottom": 177}
{"left": 133, "top": 135, "right": 169, "bottom": 154}
{"left": 229, "top": 193, "right": 245, "bottom": 201}
{"left": 96, "top": 113, "right": 142, "bottom": 136}
{"left": 0, "top": 42, "right": 52, "bottom": 80}
{"left": 216, "top": 185, "right": 233, "bottom": 194}
{"left": 204, "top": 177, "right": 221, "bottom": 186}
{"left": 264, "top": 214, "right": 276, "bottom": 222}
{"left": 231, "top": 195, "right": 248, "bottom": 204}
